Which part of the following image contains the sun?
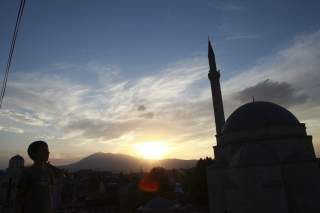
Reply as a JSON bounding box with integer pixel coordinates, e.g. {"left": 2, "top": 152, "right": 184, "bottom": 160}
{"left": 134, "top": 142, "right": 169, "bottom": 160}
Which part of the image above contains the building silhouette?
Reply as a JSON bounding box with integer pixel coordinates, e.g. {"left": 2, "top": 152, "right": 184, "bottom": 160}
{"left": 8, "top": 155, "right": 24, "bottom": 170}
{"left": 0, "top": 155, "right": 24, "bottom": 212}
{"left": 206, "top": 40, "right": 320, "bottom": 213}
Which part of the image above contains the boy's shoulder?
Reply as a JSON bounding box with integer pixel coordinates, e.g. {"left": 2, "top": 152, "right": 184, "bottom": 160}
{"left": 21, "top": 165, "right": 40, "bottom": 173}
{"left": 18, "top": 165, "right": 56, "bottom": 186}
{"left": 20, "top": 165, "right": 53, "bottom": 177}
{"left": 19, "top": 166, "right": 38, "bottom": 181}
{"left": 17, "top": 167, "right": 34, "bottom": 187}
{"left": 20, "top": 166, "right": 33, "bottom": 175}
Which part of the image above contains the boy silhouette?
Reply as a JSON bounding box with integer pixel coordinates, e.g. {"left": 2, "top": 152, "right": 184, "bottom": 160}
{"left": 16, "top": 141, "right": 64, "bottom": 213}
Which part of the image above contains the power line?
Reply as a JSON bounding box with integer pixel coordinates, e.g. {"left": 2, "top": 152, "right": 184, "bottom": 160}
{"left": 0, "top": 0, "right": 26, "bottom": 108}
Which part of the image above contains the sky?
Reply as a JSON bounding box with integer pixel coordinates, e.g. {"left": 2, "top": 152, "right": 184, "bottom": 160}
{"left": 0, "top": 0, "right": 320, "bottom": 168}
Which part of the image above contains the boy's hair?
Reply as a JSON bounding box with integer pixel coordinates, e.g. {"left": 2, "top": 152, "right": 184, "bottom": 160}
{"left": 27, "top": 141, "right": 47, "bottom": 160}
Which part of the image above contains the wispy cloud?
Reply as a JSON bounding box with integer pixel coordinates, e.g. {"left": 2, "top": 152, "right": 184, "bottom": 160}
{"left": 213, "top": 2, "right": 245, "bottom": 11}
{"left": 222, "top": 30, "right": 320, "bottom": 107}
{"left": 225, "top": 34, "right": 259, "bottom": 41}
{"left": 1, "top": 30, "right": 320, "bottom": 162}
{"left": 0, "top": 125, "right": 24, "bottom": 134}
{"left": 221, "top": 30, "right": 320, "bottom": 151}
{"left": 0, "top": 57, "right": 210, "bottom": 159}
{"left": 0, "top": 109, "right": 46, "bottom": 126}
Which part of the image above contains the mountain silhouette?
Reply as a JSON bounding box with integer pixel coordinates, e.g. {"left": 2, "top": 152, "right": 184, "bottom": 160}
{"left": 61, "top": 152, "right": 197, "bottom": 172}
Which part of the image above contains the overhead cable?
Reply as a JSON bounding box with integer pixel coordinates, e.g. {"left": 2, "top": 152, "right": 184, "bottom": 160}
{"left": 0, "top": 0, "right": 26, "bottom": 108}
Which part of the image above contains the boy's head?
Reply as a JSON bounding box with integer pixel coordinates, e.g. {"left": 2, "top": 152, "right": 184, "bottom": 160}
{"left": 27, "top": 141, "right": 49, "bottom": 162}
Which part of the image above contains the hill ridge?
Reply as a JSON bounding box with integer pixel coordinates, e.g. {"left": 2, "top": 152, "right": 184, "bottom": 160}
{"left": 61, "top": 152, "right": 197, "bottom": 172}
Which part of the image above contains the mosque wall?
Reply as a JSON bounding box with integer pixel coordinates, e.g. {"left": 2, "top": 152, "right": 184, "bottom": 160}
{"left": 227, "top": 166, "right": 288, "bottom": 213}
{"left": 282, "top": 162, "right": 320, "bottom": 213}
{"left": 207, "top": 164, "right": 227, "bottom": 213}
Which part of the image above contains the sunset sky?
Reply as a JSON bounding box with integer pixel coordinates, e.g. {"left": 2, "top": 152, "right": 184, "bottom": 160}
{"left": 0, "top": 0, "right": 320, "bottom": 168}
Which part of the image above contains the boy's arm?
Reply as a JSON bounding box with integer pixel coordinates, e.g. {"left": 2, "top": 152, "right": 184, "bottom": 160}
{"left": 46, "top": 162, "right": 66, "bottom": 178}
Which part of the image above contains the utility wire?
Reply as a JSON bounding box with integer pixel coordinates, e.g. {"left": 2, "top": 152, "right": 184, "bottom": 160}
{"left": 0, "top": 0, "right": 26, "bottom": 108}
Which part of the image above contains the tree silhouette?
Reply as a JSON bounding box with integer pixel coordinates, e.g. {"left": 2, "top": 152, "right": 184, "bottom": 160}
{"left": 139, "top": 167, "right": 174, "bottom": 200}
{"left": 183, "top": 157, "right": 214, "bottom": 206}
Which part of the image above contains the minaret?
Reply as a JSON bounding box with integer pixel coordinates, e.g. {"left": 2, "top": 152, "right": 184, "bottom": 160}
{"left": 208, "top": 39, "right": 225, "bottom": 138}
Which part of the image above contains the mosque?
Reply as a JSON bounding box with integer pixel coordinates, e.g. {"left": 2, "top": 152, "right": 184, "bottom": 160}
{"left": 206, "top": 40, "right": 320, "bottom": 213}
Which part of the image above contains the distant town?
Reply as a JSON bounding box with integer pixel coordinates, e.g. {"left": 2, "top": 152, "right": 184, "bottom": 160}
{"left": 0, "top": 154, "right": 212, "bottom": 213}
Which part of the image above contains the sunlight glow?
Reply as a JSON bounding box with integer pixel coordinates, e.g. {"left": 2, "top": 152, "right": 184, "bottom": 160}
{"left": 134, "top": 142, "right": 169, "bottom": 160}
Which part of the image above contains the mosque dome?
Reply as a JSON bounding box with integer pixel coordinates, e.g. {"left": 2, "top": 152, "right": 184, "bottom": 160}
{"left": 230, "top": 143, "right": 278, "bottom": 167}
{"left": 222, "top": 101, "right": 300, "bottom": 134}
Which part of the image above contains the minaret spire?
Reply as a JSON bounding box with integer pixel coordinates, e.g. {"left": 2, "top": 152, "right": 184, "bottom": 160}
{"left": 208, "top": 38, "right": 217, "bottom": 71}
{"left": 208, "top": 38, "right": 225, "bottom": 139}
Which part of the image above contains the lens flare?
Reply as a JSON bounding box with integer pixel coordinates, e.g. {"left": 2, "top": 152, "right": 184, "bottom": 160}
{"left": 139, "top": 177, "right": 160, "bottom": 192}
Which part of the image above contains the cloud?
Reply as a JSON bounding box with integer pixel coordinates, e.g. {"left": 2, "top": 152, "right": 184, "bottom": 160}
{"left": 137, "top": 105, "right": 146, "bottom": 111}
{"left": 220, "top": 30, "right": 320, "bottom": 154}
{"left": 0, "top": 109, "right": 45, "bottom": 126}
{"left": 63, "top": 119, "right": 139, "bottom": 141}
{"left": 0, "top": 58, "right": 208, "bottom": 147}
{"left": 140, "top": 112, "right": 154, "bottom": 119}
{"left": 213, "top": 2, "right": 244, "bottom": 11}
{"left": 1, "top": 29, "right": 320, "bottom": 161}
{"left": 137, "top": 106, "right": 154, "bottom": 119}
{"left": 234, "top": 79, "right": 308, "bottom": 107}
{"left": 225, "top": 34, "right": 259, "bottom": 41}
{"left": 0, "top": 126, "right": 24, "bottom": 134}
{"left": 223, "top": 30, "right": 320, "bottom": 108}
{"left": 5, "top": 73, "right": 90, "bottom": 123}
